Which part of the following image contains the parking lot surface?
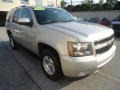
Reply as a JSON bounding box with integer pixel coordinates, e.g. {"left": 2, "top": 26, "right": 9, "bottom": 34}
{"left": 0, "top": 27, "right": 120, "bottom": 90}
{"left": 0, "top": 27, "right": 40, "bottom": 89}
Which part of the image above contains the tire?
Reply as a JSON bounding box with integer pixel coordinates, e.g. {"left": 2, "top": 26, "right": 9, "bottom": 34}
{"left": 9, "top": 34, "right": 17, "bottom": 49}
{"left": 40, "top": 49, "right": 63, "bottom": 81}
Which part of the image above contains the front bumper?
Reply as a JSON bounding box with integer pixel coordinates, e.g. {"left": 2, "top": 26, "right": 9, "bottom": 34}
{"left": 61, "top": 45, "right": 116, "bottom": 77}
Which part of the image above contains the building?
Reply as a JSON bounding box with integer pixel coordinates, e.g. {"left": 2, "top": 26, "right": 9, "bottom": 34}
{"left": 0, "top": 0, "right": 61, "bottom": 25}
{"left": 0, "top": 0, "right": 61, "bottom": 11}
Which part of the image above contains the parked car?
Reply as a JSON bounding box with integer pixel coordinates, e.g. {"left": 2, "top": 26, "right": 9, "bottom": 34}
{"left": 6, "top": 6, "right": 116, "bottom": 81}
{"left": 84, "top": 17, "right": 111, "bottom": 27}
{"left": 112, "top": 15, "right": 120, "bottom": 36}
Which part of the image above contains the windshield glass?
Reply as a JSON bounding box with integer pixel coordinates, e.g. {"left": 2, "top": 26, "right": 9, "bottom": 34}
{"left": 116, "top": 15, "right": 120, "bottom": 21}
{"left": 33, "top": 8, "right": 74, "bottom": 24}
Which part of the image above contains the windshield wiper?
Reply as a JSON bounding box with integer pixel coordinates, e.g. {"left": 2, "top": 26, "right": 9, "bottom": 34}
{"left": 42, "top": 20, "right": 58, "bottom": 24}
{"left": 42, "top": 20, "right": 75, "bottom": 24}
{"left": 58, "top": 20, "right": 75, "bottom": 22}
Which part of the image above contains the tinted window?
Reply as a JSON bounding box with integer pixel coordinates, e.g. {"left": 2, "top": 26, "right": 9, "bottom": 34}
{"left": 116, "top": 15, "right": 120, "bottom": 21}
{"left": 7, "top": 11, "right": 12, "bottom": 23}
{"left": 33, "top": 8, "right": 74, "bottom": 24}
{"left": 21, "top": 8, "right": 32, "bottom": 20}
{"left": 7, "top": 15, "right": 11, "bottom": 22}
{"left": 12, "top": 8, "right": 21, "bottom": 23}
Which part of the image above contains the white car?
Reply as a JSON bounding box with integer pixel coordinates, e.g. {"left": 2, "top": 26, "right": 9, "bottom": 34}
{"left": 6, "top": 6, "right": 116, "bottom": 81}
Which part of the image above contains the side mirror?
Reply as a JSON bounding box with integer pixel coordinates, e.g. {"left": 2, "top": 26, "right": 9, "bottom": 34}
{"left": 17, "top": 18, "right": 33, "bottom": 26}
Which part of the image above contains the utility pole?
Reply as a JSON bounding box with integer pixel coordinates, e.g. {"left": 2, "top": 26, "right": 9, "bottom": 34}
{"left": 56, "top": 0, "right": 57, "bottom": 7}
{"left": 71, "top": 0, "right": 72, "bottom": 5}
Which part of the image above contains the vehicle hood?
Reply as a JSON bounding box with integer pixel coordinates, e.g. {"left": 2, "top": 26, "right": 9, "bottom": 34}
{"left": 45, "top": 21, "right": 114, "bottom": 42}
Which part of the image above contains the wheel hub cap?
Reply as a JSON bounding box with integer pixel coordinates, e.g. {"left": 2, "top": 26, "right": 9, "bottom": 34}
{"left": 43, "top": 56, "right": 55, "bottom": 75}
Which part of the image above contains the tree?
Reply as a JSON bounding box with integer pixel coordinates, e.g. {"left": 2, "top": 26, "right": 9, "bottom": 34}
{"left": 106, "top": 0, "right": 118, "bottom": 6}
{"left": 61, "top": 0, "right": 67, "bottom": 8}
{"left": 84, "top": 0, "right": 93, "bottom": 5}
{"left": 79, "top": 4, "right": 92, "bottom": 11}
{"left": 72, "top": 5, "right": 81, "bottom": 11}
{"left": 103, "top": 3, "right": 112, "bottom": 10}
{"left": 65, "top": 5, "right": 74, "bottom": 11}
{"left": 114, "top": 1, "right": 120, "bottom": 10}
{"left": 91, "top": 4, "right": 103, "bottom": 11}
{"left": 99, "top": 0, "right": 104, "bottom": 5}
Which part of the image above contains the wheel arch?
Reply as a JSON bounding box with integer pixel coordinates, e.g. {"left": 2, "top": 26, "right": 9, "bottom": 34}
{"left": 38, "top": 42, "right": 62, "bottom": 70}
{"left": 38, "top": 42, "right": 61, "bottom": 60}
{"left": 38, "top": 42, "right": 63, "bottom": 77}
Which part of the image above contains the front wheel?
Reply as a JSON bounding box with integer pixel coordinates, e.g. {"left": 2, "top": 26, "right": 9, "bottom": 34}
{"left": 40, "top": 49, "right": 63, "bottom": 81}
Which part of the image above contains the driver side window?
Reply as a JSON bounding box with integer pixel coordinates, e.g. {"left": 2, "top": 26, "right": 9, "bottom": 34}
{"left": 21, "top": 8, "right": 32, "bottom": 19}
{"left": 21, "top": 8, "right": 33, "bottom": 26}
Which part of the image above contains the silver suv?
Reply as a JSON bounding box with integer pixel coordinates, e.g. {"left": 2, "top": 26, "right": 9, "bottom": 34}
{"left": 6, "top": 6, "right": 116, "bottom": 81}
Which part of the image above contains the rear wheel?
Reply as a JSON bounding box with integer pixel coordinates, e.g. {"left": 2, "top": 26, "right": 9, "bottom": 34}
{"left": 9, "top": 34, "right": 17, "bottom": 49}
{"left": 40, "top": 49, "right": 63, "bottom": 81}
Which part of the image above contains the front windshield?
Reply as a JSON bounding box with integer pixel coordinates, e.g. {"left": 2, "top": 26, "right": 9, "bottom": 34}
{"left": 33, "top": 8, "right": 74, "bottom": 24}
{"left": 116, "top": 15, "right": 120, "bottom": 20}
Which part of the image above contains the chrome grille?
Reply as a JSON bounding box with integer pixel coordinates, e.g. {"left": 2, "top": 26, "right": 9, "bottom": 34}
{"left": 95, "top": 34, "right": 114, "bottom": 54}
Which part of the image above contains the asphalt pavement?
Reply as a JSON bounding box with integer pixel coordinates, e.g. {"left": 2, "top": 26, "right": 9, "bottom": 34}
{"left": 0, "top": 28, "right": 40, "bottom": 89}
{"left": 0, "top": 27, "right": 120, "bottom": 90}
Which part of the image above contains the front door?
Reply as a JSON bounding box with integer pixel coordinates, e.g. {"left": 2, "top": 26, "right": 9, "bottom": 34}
{"left": 18, "top": 8, "right": 35, "bottom": 52}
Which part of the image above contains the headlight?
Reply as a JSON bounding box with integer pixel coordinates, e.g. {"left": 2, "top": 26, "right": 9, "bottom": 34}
{"left": 67, "top": 41, "right": 93, "bottom": 57}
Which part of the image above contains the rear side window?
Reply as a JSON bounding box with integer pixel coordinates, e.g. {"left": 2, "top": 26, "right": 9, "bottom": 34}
{"left": 12, "top": 8, "right": 21, "bottom": 23}
{"left": 7, "top": 16, "right": 11, "bottom": 22}
{"left": 7, "top": 12, "right": 12, "bottom": 23}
